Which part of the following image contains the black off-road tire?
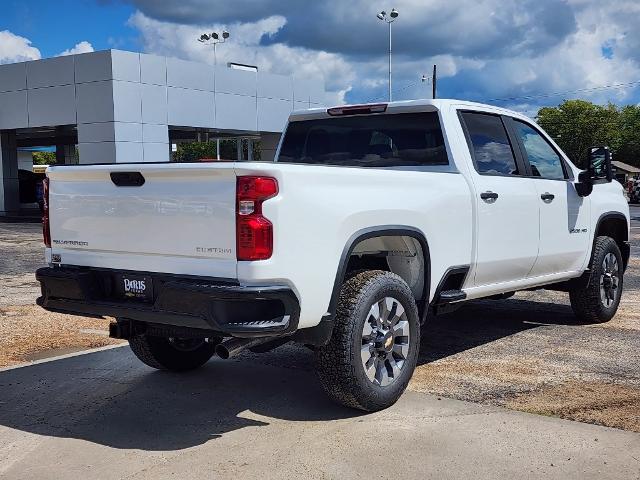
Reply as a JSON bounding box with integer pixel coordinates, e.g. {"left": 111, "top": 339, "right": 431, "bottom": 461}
{"left": 569, "top": 236, "right": 623, "bottom": 323}
{"left": 315, "top": 270, "right": 420, "bottom": 412}
{"left": 129, "top": 334, "right": 218, "bottom": 371}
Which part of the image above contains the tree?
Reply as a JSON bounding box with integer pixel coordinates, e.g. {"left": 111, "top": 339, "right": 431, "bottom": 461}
{"left": 172, "top": 142, "right": 218, "bottom": 162}
{"left": 32, "top": 151, "right": 56, "bottom": 165}
{"left": 536, "top": 100, "right": 620, "bottom": 168}
{"left": 536, "top": 100, "right": 640, "bottom": 169}
{"left": 616, "top": 105, "right": 640, "bottom": 167}
{"left": 172, "top": 140, "right": 262, "bottom": 162}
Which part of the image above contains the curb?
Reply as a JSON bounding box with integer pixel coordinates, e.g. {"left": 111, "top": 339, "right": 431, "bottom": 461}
{"left": 0, "top": 343, "right": 127, "bottom": 372}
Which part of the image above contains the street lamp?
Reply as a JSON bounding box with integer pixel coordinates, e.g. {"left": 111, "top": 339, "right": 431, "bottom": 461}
{"left": 198, "top": 30, "right": 230, "bottom": 66}
{"left": 377, "top": 8, "right": 399, "bottom": 101}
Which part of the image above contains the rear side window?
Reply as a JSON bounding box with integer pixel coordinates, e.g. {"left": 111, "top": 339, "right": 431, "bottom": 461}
{"left": 513, "top": 120, "right": 566, "bottom": 180}
{"left": 461, "top": 112, "right": 519, "bottom": 176}
{"left": 277, "top": 112, "right": 449, "bottom": 167}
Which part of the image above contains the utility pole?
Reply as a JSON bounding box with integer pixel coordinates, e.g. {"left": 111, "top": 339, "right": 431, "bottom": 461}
{"left": 388, "top": 21, "right": 392, "bottom": 101}
{"left": 432, "top": 64, "right": 437, "bottom": 99}
{"left": 377, "top": 9, "right": 399, "bottom": 102}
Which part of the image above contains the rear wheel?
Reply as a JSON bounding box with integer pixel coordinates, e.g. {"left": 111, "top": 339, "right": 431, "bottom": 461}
{"left": 129, "top": 334, "right": 219, "bottom": 371}
{"left": 315, "top": 270, "right": 420, "bottom": 412}
{"left": 569, "top": 236, "right": 623, "bottom": 323}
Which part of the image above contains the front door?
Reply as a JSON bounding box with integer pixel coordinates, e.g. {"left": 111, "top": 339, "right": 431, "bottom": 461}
{"left": 460, "top": 112, "right": 539, "bottom": 286}
{"left": 510, "top": 119, "right": 591, "bottom": 276}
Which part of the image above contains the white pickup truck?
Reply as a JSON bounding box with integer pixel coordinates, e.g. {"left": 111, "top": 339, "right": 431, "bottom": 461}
{"left": 37, "top": 99, "right": 630, "bottom": 411}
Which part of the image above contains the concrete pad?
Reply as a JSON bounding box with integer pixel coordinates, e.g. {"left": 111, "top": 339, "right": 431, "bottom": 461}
{"left": 0, "top": 347, "right": 639, "bottom": 479}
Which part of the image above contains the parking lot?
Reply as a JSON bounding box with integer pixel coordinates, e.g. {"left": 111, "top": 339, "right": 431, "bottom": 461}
{"left": 0, "top": 207, "right": 639, "bottom": 478}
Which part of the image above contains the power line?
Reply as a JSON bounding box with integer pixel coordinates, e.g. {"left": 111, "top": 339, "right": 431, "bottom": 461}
{"left": 362, "top": 77, "right": 640, "bottom": 108}
{"left": 485, "top": 80, "right": 640, "bottom": 103}
{"left": 367, "top": 76, "right": 432, "bottom": 103}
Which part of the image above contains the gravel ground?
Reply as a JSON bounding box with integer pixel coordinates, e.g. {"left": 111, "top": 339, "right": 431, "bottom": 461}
{"left": 0, "top": 223, "right": 47, "bottom": 306}
{"left": 0, "top": 210, "right": 639, "bottom": 432}
{"left": 0, "top": 223, "right": 121, "bottom": 366}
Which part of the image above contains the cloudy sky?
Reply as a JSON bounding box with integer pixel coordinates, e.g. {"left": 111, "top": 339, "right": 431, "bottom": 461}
{"left": 2, "top": 0, "right": 639, "bottom": 114}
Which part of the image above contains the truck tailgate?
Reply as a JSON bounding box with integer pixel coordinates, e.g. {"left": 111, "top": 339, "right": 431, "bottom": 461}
{"left": 47, "top": 163, "right": 237, "bottom": 278}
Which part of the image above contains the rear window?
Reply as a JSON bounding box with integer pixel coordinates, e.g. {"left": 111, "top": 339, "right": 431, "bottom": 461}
{"left": 277, "top": 112, "right": 449, "bottom": 167}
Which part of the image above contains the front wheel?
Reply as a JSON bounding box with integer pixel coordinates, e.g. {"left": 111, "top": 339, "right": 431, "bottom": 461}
{"left": 315, "top": 270, "right": 420, "bottom": 412}
{"left": 129, "top": 334, "right": 219, "bottom": 371}
{"left": 569, "top": 236, "right": 623, "bottom": 323}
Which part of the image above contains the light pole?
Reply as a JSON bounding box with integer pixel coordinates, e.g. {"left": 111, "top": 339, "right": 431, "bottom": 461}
{"left": 377, "top": 8, "right": 399, "bottom": 102}
{"left": 198, "top": 30, "right": 230, "bottom": 66}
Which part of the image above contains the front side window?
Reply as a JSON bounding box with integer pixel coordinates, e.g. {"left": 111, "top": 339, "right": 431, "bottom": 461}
{"left": 513, "top": 120, "right": 566, "bottom": 180}
{"left": 277, "top": 112, "right": 449, "bottom": 167}
{"left": 461, "top": 112, "right": 519, "bottom": 176}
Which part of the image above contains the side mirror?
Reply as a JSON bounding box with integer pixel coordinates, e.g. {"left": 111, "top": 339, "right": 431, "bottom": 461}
{"left": 576, "top": 146, "right": 612, "bottom": 197}
{"left": 588, "top": 146, "right": 613, "bottom": 182}
{"left": 575, "top": 170, "right": 593, "bottom": 197}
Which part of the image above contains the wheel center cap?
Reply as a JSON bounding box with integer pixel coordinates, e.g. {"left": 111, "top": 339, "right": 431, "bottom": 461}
{"left": 374, "top": 330, "right": 394, "bottom": 353}
{"left": 381, "top": 332, "right": 394, "bottom": 352}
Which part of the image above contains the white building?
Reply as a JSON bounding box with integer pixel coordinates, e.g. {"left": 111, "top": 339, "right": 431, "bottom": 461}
{"left": 0, "top": 49, "right": 325, "bottom": 215}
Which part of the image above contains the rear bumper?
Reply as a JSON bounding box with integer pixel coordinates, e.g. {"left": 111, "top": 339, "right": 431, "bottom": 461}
{"left": 36, "top": 266, "right": 300, "bottom": 338}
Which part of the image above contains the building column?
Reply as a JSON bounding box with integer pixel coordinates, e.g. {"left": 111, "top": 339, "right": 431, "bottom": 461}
{"left": 55, "top": 144, "right": 65, "bottom": 165}
{"left": 0, "top": 131, "right": 20, "bottom": 215}
{"left": 259, "top": 133, "right": 281, "bottom": 162}
{"left": 77, "top": 122, "right": 169, "bottom": 164}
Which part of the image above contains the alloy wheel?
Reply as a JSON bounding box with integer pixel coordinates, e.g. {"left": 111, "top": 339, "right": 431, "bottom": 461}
{"left": 360, "top": 296, "right": 410, "bottom": 386}
{"left": 599, "top": 252, "right": 619, "bottom": 307}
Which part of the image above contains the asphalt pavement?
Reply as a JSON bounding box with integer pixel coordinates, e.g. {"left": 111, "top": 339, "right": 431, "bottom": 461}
{"left": 0, "top": 205, "right": 639, "bottom": 479}
{"left": 0, "top": 346, "right": 639, "bottom": 479}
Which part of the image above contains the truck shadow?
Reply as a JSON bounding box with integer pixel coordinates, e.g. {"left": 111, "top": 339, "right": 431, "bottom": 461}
{"left": 0, "top": 347, "right": 356, "bottom": 451}
{"left": 0, "top": 298, "right": 584, "bottom": 452}
{"left": 419, "top": 297, "right": 580, "bottom": 364}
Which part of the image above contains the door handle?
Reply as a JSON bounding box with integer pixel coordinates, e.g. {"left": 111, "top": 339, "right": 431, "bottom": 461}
{"left": 480, "top": 191, "right": 499, "bottom": 201}
{"left": 540, "top": 192, "right": 555, "bottom": 202}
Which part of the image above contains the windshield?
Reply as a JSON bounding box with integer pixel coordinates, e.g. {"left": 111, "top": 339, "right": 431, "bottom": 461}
{"left": 277, "top": 112, "right": 449, "bottom": 167}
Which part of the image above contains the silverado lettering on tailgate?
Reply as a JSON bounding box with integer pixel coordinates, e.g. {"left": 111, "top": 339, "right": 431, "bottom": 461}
{"left": 52, "top": 239, "right": 89, "bottom": 247}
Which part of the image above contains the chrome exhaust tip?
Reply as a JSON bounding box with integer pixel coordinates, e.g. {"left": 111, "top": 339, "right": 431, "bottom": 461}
{"left": 215, "top": 337, "right": 273, "bottom": 359}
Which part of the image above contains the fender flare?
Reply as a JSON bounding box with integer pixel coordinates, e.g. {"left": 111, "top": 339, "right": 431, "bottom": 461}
{"left": 594, "top": 211, "right": 629, "bottom": 239}
{"left": 327, "top": 225, "right": 432, "bottom": 322}
{"left": 593, "top": 211, "right": 630, "bottom": 270}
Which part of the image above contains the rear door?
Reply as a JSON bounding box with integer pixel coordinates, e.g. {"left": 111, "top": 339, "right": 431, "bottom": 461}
{"left": 509, "top": 118, "right": 590, "bottom": 276}
{"left": 460, "top": 111, "right": 539, "bottom": 286}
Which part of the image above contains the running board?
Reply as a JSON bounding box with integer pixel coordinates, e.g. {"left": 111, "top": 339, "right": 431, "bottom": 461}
{"left": 434, "top": 289, "right": 467, "bottom": 315}
{"left": 437, "top": 289, "right": 466, "bottom": 304}
{"left": 430, "top": 266, "right": 470, "bottom": 317}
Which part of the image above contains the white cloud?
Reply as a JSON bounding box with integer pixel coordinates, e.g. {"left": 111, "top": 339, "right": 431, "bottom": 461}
{"left": 125, "top": 1, "right": 640, "bottom": 109}
{"left": 128, "top": 11, "right": 354, "bottom": 104}
{"left": 57, "top": 41, "right": 94, "bottom": 57}
{"left": 461, "top": 1, "right": 640, "bottom": 107}
{"left": 0, "top": 30, "right": 41, "bottom": 64}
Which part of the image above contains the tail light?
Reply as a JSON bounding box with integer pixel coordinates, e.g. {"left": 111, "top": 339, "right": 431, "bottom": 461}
{"left": 42, "top": 177, "right": 51, "bottom": 247}
{"left": 236, "top": 176, "right": 278, "bottom": 260}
